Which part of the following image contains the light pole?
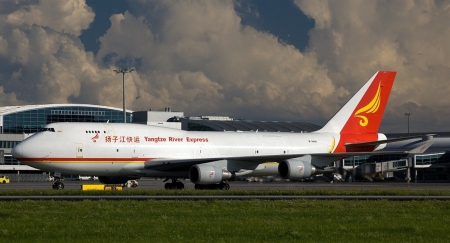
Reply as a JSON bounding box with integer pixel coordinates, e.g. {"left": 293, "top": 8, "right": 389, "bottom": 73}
{"left": 405, "top": 112, "right": 412, "bottom": 133}
{"left": 113, "top": 67, "right": 135, "bottom": 123}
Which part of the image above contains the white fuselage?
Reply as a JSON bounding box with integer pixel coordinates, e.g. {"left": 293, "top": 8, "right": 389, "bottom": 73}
{"left": 13, "top": 122, "right": 337, "bottom": 177}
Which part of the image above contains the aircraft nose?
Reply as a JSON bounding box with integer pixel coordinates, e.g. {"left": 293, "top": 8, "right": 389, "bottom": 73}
{"left": 11, "top": 143, "right": 23, "bottom": 158}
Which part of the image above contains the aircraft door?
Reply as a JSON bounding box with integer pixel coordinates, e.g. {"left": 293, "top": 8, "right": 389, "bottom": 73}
{"left": 76, "top": 143, "right": 83, "bottom": 158}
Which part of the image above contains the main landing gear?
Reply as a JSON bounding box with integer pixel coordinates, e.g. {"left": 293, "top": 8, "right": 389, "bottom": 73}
{"left": 194, "top": 181, "right": 230, "bottom": 190}
{"left": 164, "top": 178, "right": 185, "bottom": 190}
{"left": 163, "top": 178, "right": 230, "bottom": 190}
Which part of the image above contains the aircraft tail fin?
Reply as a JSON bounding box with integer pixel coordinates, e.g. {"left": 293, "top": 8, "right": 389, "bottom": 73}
{"left": 318, "top": 71, "right": 396, "bottom": 135}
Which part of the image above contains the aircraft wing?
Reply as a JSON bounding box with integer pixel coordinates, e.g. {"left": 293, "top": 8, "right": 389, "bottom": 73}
{"left": 143, "top": 150, "right": 415, "bottom": 171}
{"left": 144, "top": 136, "right": 433, "bottom": 171}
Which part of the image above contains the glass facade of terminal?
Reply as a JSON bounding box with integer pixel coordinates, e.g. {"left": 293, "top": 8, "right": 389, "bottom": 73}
{"left": 344, "top": 153, "right": 450, "bottom": 167}
{"left": 1, "top": 106, "right": 131, "bottom": 134}
{"left": 344, "top": 154, "right": 406, "bottom": 167}
{"left": 415, "top": 153, "right": 450, "bottom": 166}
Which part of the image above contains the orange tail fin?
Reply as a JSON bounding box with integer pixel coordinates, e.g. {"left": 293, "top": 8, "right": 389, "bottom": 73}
{"left": 319, "top": 71, "right": 396, "bottom": 135}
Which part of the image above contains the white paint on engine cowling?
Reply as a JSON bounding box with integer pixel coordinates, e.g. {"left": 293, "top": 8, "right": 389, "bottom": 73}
{"left": 189, "top": 164, "right": 232, "bottom": 184}
{"left": 278, "top": 157, "right": 316, "bottom": 180}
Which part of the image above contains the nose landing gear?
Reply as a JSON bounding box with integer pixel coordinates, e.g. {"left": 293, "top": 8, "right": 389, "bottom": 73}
{"left": 52, "top": 179, "right": 64, "bottom": 190}
{"left": 51, "top": 173, "right": 64, "bottom": 190}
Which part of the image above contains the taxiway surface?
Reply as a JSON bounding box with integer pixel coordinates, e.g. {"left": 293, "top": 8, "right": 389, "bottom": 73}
{"left": 1, "top": 179, "right": 449, "bottom": 191}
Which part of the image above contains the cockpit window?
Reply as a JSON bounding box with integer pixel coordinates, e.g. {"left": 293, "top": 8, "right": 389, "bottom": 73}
{"left": 39, "top": 127, "right": 56, "bottom": 132}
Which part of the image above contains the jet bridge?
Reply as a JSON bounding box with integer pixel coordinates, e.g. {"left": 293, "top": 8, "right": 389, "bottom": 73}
{"left": 360, "top": 159, "right": 409, "bottom": 181}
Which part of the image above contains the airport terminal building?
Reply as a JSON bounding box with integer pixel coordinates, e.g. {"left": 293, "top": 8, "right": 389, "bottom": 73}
{"left": 1, "top": 104, "right": 450, "bottom": 183}
{"left": 0, "top": 104, "right": 132, "bottom": 180}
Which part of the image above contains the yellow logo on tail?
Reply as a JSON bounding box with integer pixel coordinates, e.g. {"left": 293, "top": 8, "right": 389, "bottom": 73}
{"left": 354, "top": 82, "right": 381, "bottom": 127}
{"left": 328, "top": 137, "right": 335, "bottom": 153}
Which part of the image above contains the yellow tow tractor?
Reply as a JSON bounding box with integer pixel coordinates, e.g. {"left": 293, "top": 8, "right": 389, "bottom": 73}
{"left": 0, "top": 175, "right": 10, "bottom": 184}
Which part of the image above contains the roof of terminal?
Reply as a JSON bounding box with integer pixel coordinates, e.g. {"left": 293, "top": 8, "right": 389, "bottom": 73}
{"left": 0, "top": 104, "right": 132, "bottom": 116}
{"left": 2, "top": 104, "right": 448, "bottom": 136}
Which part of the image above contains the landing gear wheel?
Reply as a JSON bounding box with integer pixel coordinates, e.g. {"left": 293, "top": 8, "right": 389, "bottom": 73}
{"left": 52, "top": 181, "right": 65, "bottom": 190}
{"left": 219, "top": 181, "right": 230, "bottom": 190}
{"left": 164, "top": 183, "right": 171, "bottom": 190}
{"left": 176, "top": 181, "right": 184, "bottom": 189}
{"left": 164, "top": 179, "right": 185, "bottom": 190}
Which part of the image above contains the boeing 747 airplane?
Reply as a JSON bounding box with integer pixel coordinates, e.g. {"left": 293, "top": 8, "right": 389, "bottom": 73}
{"left": 12, "top": 71, "right": 426, "bottom": 190}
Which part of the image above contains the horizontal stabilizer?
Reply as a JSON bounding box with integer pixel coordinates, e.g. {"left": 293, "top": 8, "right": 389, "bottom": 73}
{"left": 345, "top": 134, "right": 435, "bottom": 148}
{"left": 407, "top": 139, "right": 434, "bottom": 154}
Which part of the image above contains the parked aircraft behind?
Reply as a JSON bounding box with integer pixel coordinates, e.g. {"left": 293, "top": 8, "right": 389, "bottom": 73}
{"left": 13, "top": 71, "right": 413, "bottom": 190}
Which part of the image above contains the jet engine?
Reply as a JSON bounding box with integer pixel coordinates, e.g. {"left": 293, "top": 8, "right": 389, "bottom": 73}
{"left": 98, "top": 176, "right": 137, "bottom": 184}
{"left": 278, "top": 158, "right": 317, "bottom": 180}
{"left": 189, "top": 164, "right": 232, "bottom": 184}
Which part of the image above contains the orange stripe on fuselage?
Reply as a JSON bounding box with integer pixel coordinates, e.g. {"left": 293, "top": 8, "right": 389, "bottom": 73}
{"left": 15, "top": 157, "right": 153, "bottom": 163}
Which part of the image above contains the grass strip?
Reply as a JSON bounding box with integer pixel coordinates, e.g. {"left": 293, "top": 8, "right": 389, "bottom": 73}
{"left": 0, "top": 200, "right": 449, "bottom": 242}
{"left": 2, "top": 188, "right": 450, "bottom": 196}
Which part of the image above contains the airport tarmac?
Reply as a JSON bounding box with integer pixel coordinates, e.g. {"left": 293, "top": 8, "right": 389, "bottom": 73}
{"left": 1, "top": 179, "right": 450, "bottom": 191}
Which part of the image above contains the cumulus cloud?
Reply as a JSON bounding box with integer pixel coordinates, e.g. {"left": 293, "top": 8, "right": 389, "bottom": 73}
{"left": 96, "top": 1, "right": 334, "bottom": 122}
{"left": 295, "top": 0, "right": 450, "bottom": 132}
{"left": 5, "top": 0, "right": 94, "bottom": 36}
{"left": 1, "top": 0, "right": 450, "bottom": 132}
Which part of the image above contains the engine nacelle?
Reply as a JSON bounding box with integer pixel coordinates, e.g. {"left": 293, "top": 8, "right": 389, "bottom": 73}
{"left": 189, "top": 164, "right": 232, "bottom": 185}
{"left": 278, "top": 158, "right": 316, "bottom": 180}
{"left": 98, "top": 176, "right": 137, "bottom": 184}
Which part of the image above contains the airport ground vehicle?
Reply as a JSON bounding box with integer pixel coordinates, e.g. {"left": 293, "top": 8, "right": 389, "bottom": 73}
{"left": 1, "top": 175, "right": 10, "bottom": 184}
{"left": 124, "top": 180, "right": 139, "bottom": 188}
{"left": 78, "top": 175, "right": 98, "bottom": 181}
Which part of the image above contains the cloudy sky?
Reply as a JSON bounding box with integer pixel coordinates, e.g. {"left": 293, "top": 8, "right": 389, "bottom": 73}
{"left": 0, "top": 0, "right": 449, "bottom": 133}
